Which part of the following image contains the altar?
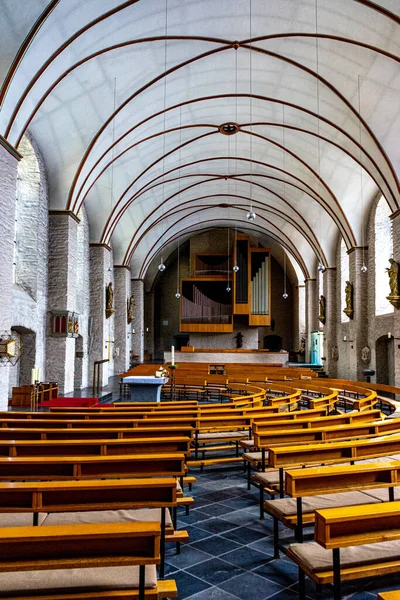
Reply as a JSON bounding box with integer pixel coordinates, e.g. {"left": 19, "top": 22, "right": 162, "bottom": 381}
{"left": 163, "top": 349, "right": 288, "bottom": 366}
{"left": 122, "top": 376, "right": 169, "bottom": 402}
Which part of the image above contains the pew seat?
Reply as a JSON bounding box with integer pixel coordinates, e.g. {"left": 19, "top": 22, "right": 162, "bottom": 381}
{"left": 0, "top": 513, "right": 47, "bottom": 527}
{"left": 264, "top": 490, "right": 380, "bottom": 522}
{"left": 0, "top": 564, "right": 158, "bottom": 596}
{"left": 42, "top": 507, "right": 173, "bottom": 528}
{"left": 197, "top": 430, "right": 248, "bottom": 441}
{"left": 0, "top": 521, "right": 177, "bottom": 599}
{"left": 288, "top": 538, "right": 400, "bottom": 575}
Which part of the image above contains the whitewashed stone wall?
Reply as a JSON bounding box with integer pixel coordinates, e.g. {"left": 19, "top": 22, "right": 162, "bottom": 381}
{"left": 88, "top": 245, "right": 114, "bottom": 388}
{"left": 114, "top": 266, "right": 130, "bottom": 373}
{"left": 131, "top": 279, "right": 144, "bottom": 362}
{"left": 74, "top": 208, "right": 90, "bottom": 389}
{"left": 9, "top": 133, "right": 48, "bottom": 392}
{"left": 0, "top": 143, "right": 18, "bottom": 409}
{"left": 46, "top": 212, "right": 78, "bottom": 394}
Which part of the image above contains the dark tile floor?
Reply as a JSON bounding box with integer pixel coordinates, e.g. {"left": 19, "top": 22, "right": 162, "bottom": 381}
{"left": 172, "top": 465, "right": 400, "bottom": 600}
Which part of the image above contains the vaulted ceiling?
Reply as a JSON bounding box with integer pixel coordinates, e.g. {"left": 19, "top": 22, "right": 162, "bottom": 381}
{"left": 1, "top": 0, "right": 399, "bottom": 281}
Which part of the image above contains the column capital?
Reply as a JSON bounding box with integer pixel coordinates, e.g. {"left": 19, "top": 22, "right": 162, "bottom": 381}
{"left": 89, "top": 242, "right": 111, "bottom": 252}
{"left": 49, "top": 210, "right": 80, "bottom": 224}
{"left": 347, "top": 246, "right": 368, "bottom": 255}
{"left": 114, "top": 265, "right": 131, "bottom": 271}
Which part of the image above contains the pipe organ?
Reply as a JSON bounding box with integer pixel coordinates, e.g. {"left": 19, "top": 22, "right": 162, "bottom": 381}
{"left": 179, "top": 235, "right": 271, "bottom": 332}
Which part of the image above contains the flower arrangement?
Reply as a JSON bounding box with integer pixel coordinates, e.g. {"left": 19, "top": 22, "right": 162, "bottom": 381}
{"left": 155, "top": 366, "right": 169, "bottom": 378}
{"left": 168, "top": 363, "right": 178, "bottom": 370}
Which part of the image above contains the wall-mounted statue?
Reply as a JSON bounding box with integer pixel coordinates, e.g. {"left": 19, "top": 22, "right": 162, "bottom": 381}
{"left": 318, "top": 295, "right": 326, "bottom": 325}
{"left": 105, "top": 282, "right": 116, "bottom": 319}
{"left": 386, "top": 258, "right": 400, "bottom": 309}
{"left": 343, "top": 280, "right": 354, "bottom": 319}
{"left": 127, "top": 295, "right": 135, "bottom": 324}
{"left": 235, "top": 331, "right": 243, "bottom": 349}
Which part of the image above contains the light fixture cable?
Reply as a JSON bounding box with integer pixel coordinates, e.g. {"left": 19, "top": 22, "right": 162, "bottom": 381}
{"left": 358, "top": 75, "right": 367, "bottom": 273}
{"left": 158, "top": 0, "right": 168, "bottom": 272}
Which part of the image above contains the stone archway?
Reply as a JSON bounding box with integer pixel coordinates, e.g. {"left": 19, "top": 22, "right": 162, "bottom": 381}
{"left": 10, "top": 326, "right": 36, "bottom": 387}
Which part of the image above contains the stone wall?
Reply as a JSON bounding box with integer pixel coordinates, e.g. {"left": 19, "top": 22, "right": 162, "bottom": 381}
{"left": 0, "top": 143, "right": 18, "bottom": 408}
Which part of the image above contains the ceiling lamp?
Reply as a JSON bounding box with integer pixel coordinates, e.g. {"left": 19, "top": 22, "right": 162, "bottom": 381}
{"left": 317, "top": 263, "right": 325, "bottom": 272}
{"left": 247, "top": 209, "right": 256, "bottom": 222}
{"left": 158, "top": 258, "right": 166, "bottom": 272}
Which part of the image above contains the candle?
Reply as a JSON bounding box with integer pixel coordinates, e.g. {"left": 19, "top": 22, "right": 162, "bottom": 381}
{"left": 36, "top": 367, "right": 41, "bottom": 382}
{"left": 30, "top": 368, "right": 35, "bottom": 385}
{"left": 171, "top": 345, "right": 175, "bottom": 366}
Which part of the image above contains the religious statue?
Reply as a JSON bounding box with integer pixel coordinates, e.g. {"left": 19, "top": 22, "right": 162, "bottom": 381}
{"left": 235, "top": 331, "right": 243, "bottom": 349}
{"left": 105, "top": 282, "right": 116, "bottom": 319}
{"left": 386, "top": 258, "right": 400, "bottom": 309}
{"left": 343, "top": 280, "right": 354, "bottom": 319}
{"left": 127, "top": 295, "right": 135, "bottom": 325}
{"left": 318, "top": 295, "right": 326, "bottom": 325}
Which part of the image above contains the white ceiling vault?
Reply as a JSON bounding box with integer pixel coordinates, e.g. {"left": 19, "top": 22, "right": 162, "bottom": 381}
{"left": 0, "top": 0, "right": 399, "bottom": 283}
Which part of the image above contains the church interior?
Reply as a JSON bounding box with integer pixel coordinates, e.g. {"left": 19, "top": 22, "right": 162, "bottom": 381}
{"left": 0, "top": 1, "right": 400, "bottom": 599}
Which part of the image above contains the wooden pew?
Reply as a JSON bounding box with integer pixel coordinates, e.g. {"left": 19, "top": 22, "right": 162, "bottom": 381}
{"left": 265, "top": 462, "right": 400, "bottom": 555}
{"left": 0, "top": 521, "right": 177, "bottom": 599}
{"left": 0, "top": 477, "right": 180, "bottom": 579}
{"left": 286, "top": 501, "right": 400, "bottom": 600}
{"left": 0, "top": 453, "right": 187, "bottom": 480}
{"left": 256, "top": 434, "right": 400, "bottom": 500}
{"left": 0, "top": 425, "right": 194, "bottom": 441}
{"left": 0, "top": 436, "right": 192, "bottom": 458}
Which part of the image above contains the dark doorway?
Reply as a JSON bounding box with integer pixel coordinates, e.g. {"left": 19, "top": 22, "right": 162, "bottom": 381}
{"left": 375, "top": 335, "right": 394, "bottom": 385}
{"left": 263, "top": 335, "right": 282, "bottom": 352}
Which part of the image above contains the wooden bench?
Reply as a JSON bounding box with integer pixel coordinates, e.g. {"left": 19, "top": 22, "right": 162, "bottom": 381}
{"left": 0, "top": 425, "right": 195, "bottom": 441}
{"left": 265, "top": 462, "right": 400, "bottom": 555}
{"left": 0, "top": 453, "right": 187, "bottom": 480}
{"left": 0, "top": 521, "right": 176, "bottom": 599}
{"left": 255, "top": 434, "right": 400, "bottom": 500}
{"left": 0, "top": 477, "right": 182, "bottom": 579}
{"left": 286, "top": 501, "right": 400, "bottom": 600}
{"left": 0, "top": 436, "right": 192, "bottom": 457}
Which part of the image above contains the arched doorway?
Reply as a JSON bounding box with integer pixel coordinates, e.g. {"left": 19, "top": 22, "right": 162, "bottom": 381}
{"left": 263, "top": 335, "right": 282, "bottom": 352}
{"left": 9, "top": 327, "right": 36, "bottom": 387}
{"left": 375, "top": 335, "right": 394, "bottom": 385}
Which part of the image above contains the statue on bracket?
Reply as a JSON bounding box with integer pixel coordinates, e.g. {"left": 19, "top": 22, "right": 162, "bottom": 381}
{"left": 386, "top": 258, "right": 400, "bottom": 309}
{"left": 318, "top": 295, "right": 326, "bottom": 325}
{"left": 105, "top": 282, "right": 116, "bottom": 319}
{"left": 343, "top": 281, "right": 354, "bottom": 319}
{"left": 127, "top": 295, "right": 135, "bottom": 325}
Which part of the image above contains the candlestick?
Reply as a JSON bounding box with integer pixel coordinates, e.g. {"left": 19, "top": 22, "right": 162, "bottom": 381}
{"left": 171, "top": 345, "right": 175, "bottom": 366}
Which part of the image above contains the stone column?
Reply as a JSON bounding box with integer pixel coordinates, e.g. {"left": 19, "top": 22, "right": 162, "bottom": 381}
{"left": 46, "top": 211, "right": 79, "bottom": 394}
{"left": 89, "top": 244, "right": 113, "bottom": 388}
{"left": 114, "top": 266, "right": 131, "bottom": 374}
{"left": 131, "top": 279, "right": 144, "bottom": 362}
{"left": 323, "top": 267, "right": 337, "bottom": 378}
{"left": 391, "top": 213, "right": 400, "bottom": 385}
{"left": 0, "top": 143, "right": 19, "bottom": 409}
{"left": 348, "top": 248, "right": 369, "bottom": 380}
{"left": 145, "top": 291, "right": 155, "bottom": 360}
{"left": 305, "top": 278, "right": 317, "bottom": 363}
